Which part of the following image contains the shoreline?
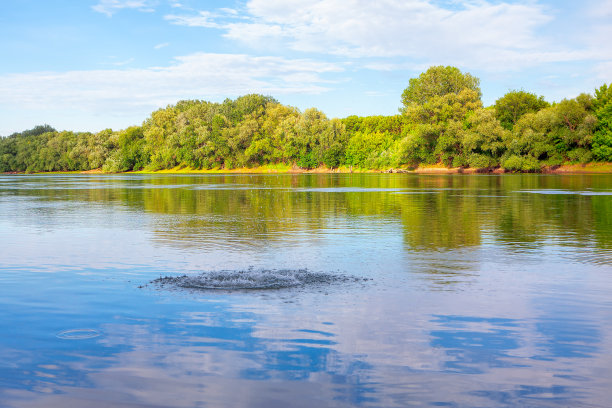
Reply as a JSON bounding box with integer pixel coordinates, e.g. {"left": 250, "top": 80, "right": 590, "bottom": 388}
{"left": 4, "top": 162, "right": 612, "bottom": 175}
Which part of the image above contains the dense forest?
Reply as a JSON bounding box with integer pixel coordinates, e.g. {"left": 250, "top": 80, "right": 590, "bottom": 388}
{"left": 1, "top": 66, "right": 611, "bottom": 173}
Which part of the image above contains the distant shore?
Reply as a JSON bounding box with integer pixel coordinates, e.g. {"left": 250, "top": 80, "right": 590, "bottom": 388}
{"left": 5, "top": 162, "right": 612, "bottom": 175}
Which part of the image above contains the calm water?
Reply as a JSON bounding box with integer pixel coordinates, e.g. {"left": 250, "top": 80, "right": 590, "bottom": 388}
{"left": 0, "top": 173, "right": 611, "bottom": 407}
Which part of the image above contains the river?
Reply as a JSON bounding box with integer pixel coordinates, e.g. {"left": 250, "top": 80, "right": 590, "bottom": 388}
{"left": 0, "top": 173, "right": 611, "bottom": 407}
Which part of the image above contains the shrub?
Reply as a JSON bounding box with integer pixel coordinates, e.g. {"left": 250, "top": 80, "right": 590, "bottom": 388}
{"left": 566, "top": 148, "right": 593, "bottom": 164}
{"left": 467, "top": 153, "right": 493, "bottom": 169}
{"left": 502, "top": 155, "right": 540, "bottom": 172}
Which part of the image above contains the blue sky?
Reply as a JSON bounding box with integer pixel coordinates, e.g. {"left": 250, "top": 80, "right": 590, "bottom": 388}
{"left": 0, "top": 0, "right": 611, "bottom": 135}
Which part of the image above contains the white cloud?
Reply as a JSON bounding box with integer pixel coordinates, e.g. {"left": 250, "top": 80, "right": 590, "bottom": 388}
{"left": 165, "top": 8, "right": 249, "bottom": 28}
{"left": 0, "top": 53, "right": 343, "bottom": 118}
{"left": 594, "top": 61, "right": 612, "bottom": 82}
{"left": 108, "top": 57, "right": 135, "bottom": 66}
{"left": 166, "top": 0, "right": 607, "bottom": 71}
{"left": 219, "top": 8, "right": 239, "bottom": 15}
{"left": 164, "top": 11, "right": 222, "bottom": 28}
{"left": 154, "top": 42, "right": 170, "bottom": 49}
{"left": 588, "top": 0, "right": 612, "bottom": 18}
{"left": 92, "top": 0, "right": 156, "bottom": 17}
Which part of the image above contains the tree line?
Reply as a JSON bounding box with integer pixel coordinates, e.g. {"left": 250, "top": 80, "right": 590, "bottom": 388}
{"left": 1, "top": 66, "right": 611, "bottom": 173}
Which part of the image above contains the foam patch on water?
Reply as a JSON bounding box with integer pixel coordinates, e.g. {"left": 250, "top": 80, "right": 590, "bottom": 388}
{"left": 149, "top": 269, "right": 366, "bottom": 291}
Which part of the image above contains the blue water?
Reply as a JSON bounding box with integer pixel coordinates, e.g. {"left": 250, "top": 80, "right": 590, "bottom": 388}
{"left": 0, "top": 174, "right": 611, "bottom": 407}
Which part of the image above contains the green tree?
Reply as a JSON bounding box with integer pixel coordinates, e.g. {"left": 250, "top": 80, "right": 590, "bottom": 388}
{"left": 494, "top": 90, "right": 549, "bottom": 130}
{"left": 404, "top": 88, "right": 483, "bottom": 164}
{"left": 401, "top": 65, "right": 481, "bottom": 109}
{"left": 592, "top": 83, "right": 612, "bottom": 161}
{"left": 103, "top": 127, "right": 148, "bottom": 172}
{"left": 503, "top": 94, "right": 596, "bottom": 166}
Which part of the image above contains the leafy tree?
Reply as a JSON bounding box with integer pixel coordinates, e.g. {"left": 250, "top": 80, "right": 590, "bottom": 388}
{"left": 504, "top": 94, "right": 596, "bottom": 165}
{"left": 551, "top": 95, "right": 596, "bottom": 156}
{"left": 494, "top": 90, "right": 549, "bottom": 130}
{"left": 346, "top": 131, "right": 394, "bottom": 168}
{"left": 392, "top": 132, "right": 430, "bottom": 167}
{"left": 436, "top": 108, "right": 508, "bottom": 167}
{"left": 593, "top": 83, "right": 612, "bottom": 161}
{"left": 8, "top": 124, "right": 56, "bottom": 138}
{"left": 405, "top": 88, "right": 483, "bottom": 164}
{"left": 103, "top": 127, "right": 148, "bottom": 172}
{"left": 401, "top": 66, "right": 481, "bottom": 109}
{"left": 399, "top": 67, "right": 483, "bottom": 166}
{"left": 2, "top": 81, "right": 611, "bottom": 174}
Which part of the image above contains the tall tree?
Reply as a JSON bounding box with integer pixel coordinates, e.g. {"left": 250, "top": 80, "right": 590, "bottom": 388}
{"left": 494, "top": 90, "right": 549, "bottom": 130}
{"left": 592, "top": 83, "right": 612, "bottom": 161}
{"left": 400, "top": 65, "right": 481, "bottom": 110}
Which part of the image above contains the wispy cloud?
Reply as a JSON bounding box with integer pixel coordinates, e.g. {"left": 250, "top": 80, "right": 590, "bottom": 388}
{"left": 588, "top": 0, "right": 612, "bottom": 18}
{"left": 164, "top": 11, "right": 223, "bottom": 28}
{"left": 165, "top": 0, "right": 607, "bottom": 72}
{"left": 165, "top": 8, "right": 246, "bottom": 28}
{"left": 108, "top": 57, "right": 135, "bottom": 66}
{"left": 92, "top": 0, "right": 156, "bottom": 17}
{"left": 0, "top": 53, "right": 343, "bottom": 116}
{"left": 594, "top": 61, "right": 612, "bottom": 82}
{"left": 154, "top": 42, "right": 170, "bottom": 49}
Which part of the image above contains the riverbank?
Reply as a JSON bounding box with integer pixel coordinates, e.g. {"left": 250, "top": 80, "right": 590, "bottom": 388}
{"left": 5, "top": 162, "right": 612, "bottom": 175}
{"left": 129, "top": 162, "right": 612, "bottom": 175}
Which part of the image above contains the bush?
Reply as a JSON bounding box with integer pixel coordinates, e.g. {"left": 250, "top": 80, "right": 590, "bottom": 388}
{"left": 502, "top": 155, "right": 541, "bottom": 172}
{"left": 467, "top": 153, "right": 493, "bottom": 169}
{"left": 566, "top": 148, "right": 593, "bottom": 164}
{"left": 451, "top": 154, "right": 467, "bottom": 168}
{"left": 543, "top": 155, "right": 564, "bottom": 167}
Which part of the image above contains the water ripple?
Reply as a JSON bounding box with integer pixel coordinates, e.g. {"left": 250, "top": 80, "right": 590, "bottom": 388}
{"left": 148, "top": 269, "right": 367, "bottom": 291}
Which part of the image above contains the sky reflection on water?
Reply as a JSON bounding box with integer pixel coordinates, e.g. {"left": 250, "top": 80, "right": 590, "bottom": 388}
{"left": 0, "top": 174, "right": 611, "bottom": 407}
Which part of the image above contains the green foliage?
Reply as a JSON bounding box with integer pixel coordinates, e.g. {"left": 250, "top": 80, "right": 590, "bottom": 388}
{"left": 462, "top": 109, "right": 508, "bottom": 161}
{"left": 343, "top": 115, "right": 405, "bottom": 134}
{"left": 592, "top": 84, "right": 612, "bottom": 161}
{"left": 505, "top": 94, "right": 596, "bottom": 164}
{"left": 494, "top": 90, "right": 549, "bottom": 130}
{"left": 467, "top": 153, "right": 494, "bottom": 169}
{"left": 102, "top": 127, "right": 149, "bottom": 172}
{"left": 401, "top": 66, "right": 481, "bottom": 109}
{"left": 392, "top": 132, "right": 430, "bottom": 167}
{"left": 400, "top": 68, "right": 483, "bottom": 167}
{"left": 566, "top": 148, "right": 593, "bottom": 164}
{"left": 8, "top": 124, "right": 56, "bottom": 138}
{"left": 1, "top": 71, "right": 611, "bottom": 175}
{"left": 502, "top": 155, "right": 541, "bottom": 172}
{"left": 345, "top": 131, "right": 394, "bottom": 168}
{"left": 0, "top": 126, "right": 110, "bottom": 173}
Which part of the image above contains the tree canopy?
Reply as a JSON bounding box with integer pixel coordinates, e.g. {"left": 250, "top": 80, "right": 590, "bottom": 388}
{"left": 494, "top": 90, "right": 550, "bottom": 130}
{"left": 400, "top": 65, "right": 481, "bottom": 109}
{"left": 1, "top": 69, "right": 610, "bottom": 174}
{"left": 592, "top": 84, "right": 612, "bottom": 161}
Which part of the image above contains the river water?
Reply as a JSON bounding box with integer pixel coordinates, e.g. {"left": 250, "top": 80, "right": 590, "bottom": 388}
{"left": 0, "top": 173, "right": 611, "bottom": 407}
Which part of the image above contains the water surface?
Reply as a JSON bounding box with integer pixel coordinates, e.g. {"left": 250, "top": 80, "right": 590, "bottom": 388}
{"left": 0, "top": 173, "right": 611, "bottom": 407}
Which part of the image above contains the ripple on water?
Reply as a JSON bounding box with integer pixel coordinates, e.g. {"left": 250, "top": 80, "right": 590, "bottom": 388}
{"left": 56, "top": 329, "right": 101, "bottom": 340}
{"left": 149, "top": 269, "right": 367, "bottom": 291}
{"left": 519, "top": 189, "right": 612, "bottom": 196}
